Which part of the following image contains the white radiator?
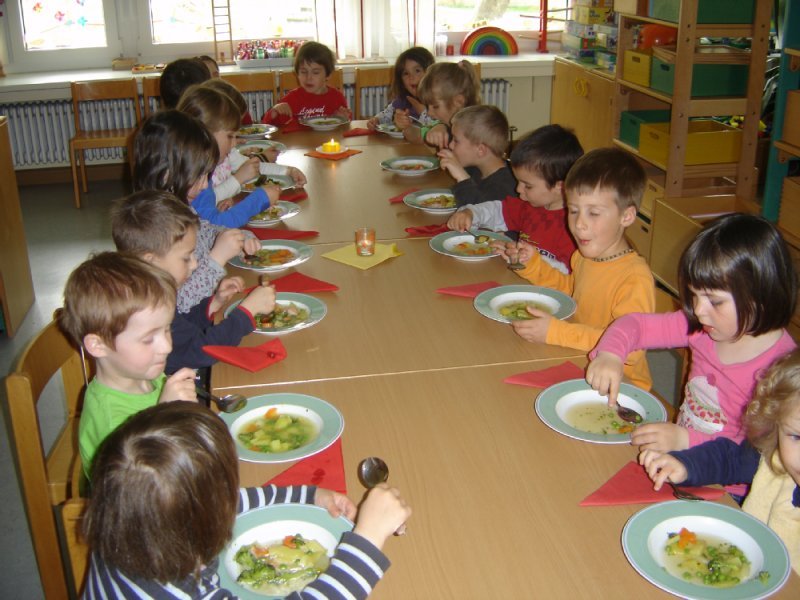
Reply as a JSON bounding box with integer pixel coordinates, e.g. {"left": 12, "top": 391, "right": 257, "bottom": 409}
{"left": 1, "top": 79, "right": 510, "bottom": 169}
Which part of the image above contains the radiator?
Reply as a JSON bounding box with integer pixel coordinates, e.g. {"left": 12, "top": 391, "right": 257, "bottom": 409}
{"left": 1, "top": 79, "right": 510, "bottom": 169}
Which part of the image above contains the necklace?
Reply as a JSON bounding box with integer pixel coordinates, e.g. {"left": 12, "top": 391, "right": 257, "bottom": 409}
{"left": 592, "top": 248, "right": 635, "bottom": 263}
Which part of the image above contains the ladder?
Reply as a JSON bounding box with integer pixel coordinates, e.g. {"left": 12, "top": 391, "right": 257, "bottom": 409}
{"left": 212, "top": 0, "right": 234, "bottom": 64}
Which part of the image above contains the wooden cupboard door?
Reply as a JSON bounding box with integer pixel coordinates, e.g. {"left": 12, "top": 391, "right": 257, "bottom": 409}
{"left": 550, "top": 59, "right": 615, "bottom": 152}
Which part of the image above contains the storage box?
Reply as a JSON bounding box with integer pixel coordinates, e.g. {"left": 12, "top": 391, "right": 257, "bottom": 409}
{"left": 638, "top": 119, "right": 742, "bottom": 166}
{"left": 562, "top": 32, "right": 596, "bottom": 51}
{"left": 779, "top": 177, "right": 800, "bottom": 239}
{"left": 622, "top": 49, "right": 652, "bottom": 87}
{"left": 626, "top": 213, "right": 652, "bottom": 261}
{"left": 573, "top": 6, "right": 612, "bottom": 25}
{"left": 594, "top": 50, "right": 617, "bottom": 70}
{"left": 574, "top": 0, "right": 614, "bottom": 7}
{"left": 783, "top": 90, "right": 800, "bottom": 147}
{"left": 615, "top": 0, "right": 647, "bottom": 14}
{"left": 565, "top": 20, "right": 598, "bottom": 39}
{"left": 640, "top": 177, "right": 664, "bottom": 217}
{"left": 649, "top": 0, "right": 755, "bottom": 24}
{"left": 650, "top": 56, "right": 749, "bottom": 97}
{"left": 619, "top": 110, "right": 670, "bottom": 148}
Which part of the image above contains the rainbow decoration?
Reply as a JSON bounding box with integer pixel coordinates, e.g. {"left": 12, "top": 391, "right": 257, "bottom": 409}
{"left": 460, "top": 26, "right": 518, "bottom": 56}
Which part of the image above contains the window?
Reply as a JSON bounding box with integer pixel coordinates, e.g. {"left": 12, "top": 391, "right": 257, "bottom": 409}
{"left": 19, "top": 0, "right": 108, "bottom": 50}
{"left": 435, "top": 0, "right": 570, "bottom": 34}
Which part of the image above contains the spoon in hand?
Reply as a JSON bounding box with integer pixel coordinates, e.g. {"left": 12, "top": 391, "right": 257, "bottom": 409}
{"left": 358, "top": 457, "right": 407, "bottom": 535}
{"left": 195, "top": 387, "right": 248, "bottom": 413}
{"left": 468, "top": 230, "right": 491, "bottom": 244}
{"left": 507, "top": 233, "right": 530, "bottom": 271}
{"left": 616, "top": 404, "right": 644, "bottom": 424}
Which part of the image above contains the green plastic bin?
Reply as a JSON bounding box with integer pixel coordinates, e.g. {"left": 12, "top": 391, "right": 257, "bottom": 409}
{"left": 619, "top": 110, "right": 671, "bottom": 148}
{"left": 650, "top": 57, "right": 749, "bottom": 97}
{"left": 648, "top": 0, "right": 755, "bottom": 24}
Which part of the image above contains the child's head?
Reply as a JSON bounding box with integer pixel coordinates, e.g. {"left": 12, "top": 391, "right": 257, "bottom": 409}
{"left": 293, "top": 41, "right": 336, "bottom": 95}
{"left": 58, "top": 252, "right": 176, "bottom": 376}
{"left": 112, "top": 191, "right": 200, "bottom": 287}
{"left": 177, "top": 83, "right": 241, "bottom": 160}
{"left": 202, "top": 78, "right": 248, "bottom": 123}
{"left": 745, "top": 349, "right": 800, "bottom": 484}
{"left": 509, "top": 124, "right": 583, "bottom": 210}
{"left": 390, "top": 46, "right": 435, "bottom": 100}
{"left": 448, "top": 105, "right": 509, "bottom": 165}
{"left": 678, "top": 213, "right": 797, "bottom": 340}
{"left": 416, "top": 61, "right": 481, "bottom": 125}
{"left": 84, "top": 401, "right": 239, "bottom": 582}
{"left": 196, "top": 54, "right": 220, "bottom": 78}
{"left": 564, "top": 148, "right": 646, "bottom": 260}
{"left": 159, "top": 58, "right": 211, "bottom": 109}
{"left": 133, "top": 110, "right": 219, "bottom": 202}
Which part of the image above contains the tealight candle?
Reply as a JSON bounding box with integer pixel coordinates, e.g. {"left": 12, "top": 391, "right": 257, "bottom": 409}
{"left": 355, "top": 227, "right": 376, "bottom": 256}
{"left": 322, "top": 139, "right": 341, "bottom": 153}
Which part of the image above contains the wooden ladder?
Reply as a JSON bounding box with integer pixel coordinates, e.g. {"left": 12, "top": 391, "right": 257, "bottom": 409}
{"left": 212, "top": 0, "right": 234, "bottom": 65}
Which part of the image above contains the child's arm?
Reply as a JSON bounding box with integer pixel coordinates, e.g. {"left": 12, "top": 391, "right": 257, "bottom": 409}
{"left": 424, "top": 123, "right": 450, "bottom": 150}
{"left": 177, "top": 222, "right": 228, "bottom": 313}
{"left": 448, "top": 201, "right": 507, "bottom": 232}
{"left": 158, "top": 368, "right": 197, "bottom": 402}
{"left": 369, "top": 102, "right": 395, "bottom": 129}
{"left": 437, "top": 148, "right": 470, "bottom": 183}
{"left": 191, "top": 185, "right": 278, "bottom": 228}
{"left": 259, "top": 161, "right": 307, "bottom": 187}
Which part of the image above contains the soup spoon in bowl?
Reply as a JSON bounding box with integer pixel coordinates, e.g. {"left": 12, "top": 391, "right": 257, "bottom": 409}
{"left": 195, "top": 387, "right": 248, "bottom": 413}
{"left": 616, "top": 404, "right": 644, "bottom": 424}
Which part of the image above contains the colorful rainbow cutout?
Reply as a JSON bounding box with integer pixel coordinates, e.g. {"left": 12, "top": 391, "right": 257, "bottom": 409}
{"left": 460, "top": 26, "right": 518, "bottom": 56}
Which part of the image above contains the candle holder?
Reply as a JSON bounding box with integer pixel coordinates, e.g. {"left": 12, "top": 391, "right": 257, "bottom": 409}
{"left": 321, "top": 139, "right": 341, "bottom": 153}
{"left": 355, "top": 228, "right": 376, "bottom": 256}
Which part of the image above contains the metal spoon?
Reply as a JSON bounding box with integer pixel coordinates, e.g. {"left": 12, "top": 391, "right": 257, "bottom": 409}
{"left": 358, "top": 456, "right": 407, "bottom": 535}
{"left": 468, "top": 230, "right": 491, "bottom": 244}
{"left": 507, "top": 233, "right": 529, "bottom": 271}
{"left": 195, "top": 387, "right": 248, "bottom": 413}
{"left": 666, "top": 480, "right": 705, "bottom": 502}
{"left": 616, "top": 404, "right": 644, "bottom": 424}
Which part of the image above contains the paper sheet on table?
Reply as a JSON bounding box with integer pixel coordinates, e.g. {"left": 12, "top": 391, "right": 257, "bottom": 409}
{"left": 322, "top": 243, "right": 403, "bottom": 270}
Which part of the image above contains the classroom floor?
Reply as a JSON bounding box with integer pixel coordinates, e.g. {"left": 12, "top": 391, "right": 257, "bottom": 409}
{"left": 0, "top": 179, "right": 683, "bottom": 598}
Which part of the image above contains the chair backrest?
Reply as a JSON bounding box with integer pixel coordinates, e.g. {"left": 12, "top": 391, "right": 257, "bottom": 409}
{"left": 70, "top": 78, "right": 142, "bottom": 134}
{"left": 221, "top": 71, "right": 278, "bottom": 97}
{"left": 6, "top": 320, "right": 90, "bottom": 599}
{"left": 60, "top": 498, "right": 89, "bottom": 597}
{"left": 141, "top": 76, "right": 161, "bottom": 117}
{"left": 278, "top": 68, "right": 344, "bottom": 97}
{"left": 354, "top": 66, "right": 393, "bottom": 119}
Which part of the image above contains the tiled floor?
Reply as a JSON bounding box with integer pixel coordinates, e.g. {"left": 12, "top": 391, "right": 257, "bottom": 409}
{"left": 0, "top": 179, "right": 682, "bottom": 598}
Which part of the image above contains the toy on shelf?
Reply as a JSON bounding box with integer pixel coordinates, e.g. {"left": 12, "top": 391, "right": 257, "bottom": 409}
{"left": 235, "top": 39, "right": 307, "bottom": 68}
{"left": 460, "top": 26, "right": 518, "bottom": 56}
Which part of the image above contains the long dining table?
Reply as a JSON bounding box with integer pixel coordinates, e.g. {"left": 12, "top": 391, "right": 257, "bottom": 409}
{"left": 213, "top": 122, "right": 800, "bottom": 598}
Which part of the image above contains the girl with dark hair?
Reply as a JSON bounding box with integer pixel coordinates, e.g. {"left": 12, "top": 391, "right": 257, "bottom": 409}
{"left": 366, "top": 47, "right": 435, "bottom": 132}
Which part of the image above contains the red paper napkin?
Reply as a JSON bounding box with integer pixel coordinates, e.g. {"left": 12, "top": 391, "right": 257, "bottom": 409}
{"left": 202, "top": 338, "right": 287, "bottom": 372}
{"left": 280, "top": 189, "right": 308, "bottom": 202}
{"left": 279, "top": 121, "right": 310, "bottom": 133}
{"left": 270, "top": 272, "right": 339, "bottom": 293}
{"left": 266, "top": 438, "right": 347, "bottom": 494}
{"left": 405, "top": 223, "right": 450, "bottom": 237}
{"left": 504, "top": 362, "right": 585, "bottom": 388}
{"left": 436, "top": 281, "right": 501, "bottom": 298}
{"left": 343, "top": 127, "right": 376, "bottom": 137}
{"left": 388, "top": 188, "right": 420, "bottom": 204}
{"left": 304, "top": 148, "right": 362, "bottom": 161}
{"left": 244, "top": 228, "right": 319, "bottom": 240}
{"left": 580, "top": 461, "right": 727, "bottom": 506}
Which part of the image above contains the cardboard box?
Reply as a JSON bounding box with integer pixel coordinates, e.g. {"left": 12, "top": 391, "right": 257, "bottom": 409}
{"left": 638, "top": 119, "right": 742, "bottom": 166}
{"left": 619, "top": 109, "right": 670, "bottom": 148}
{"left": 573, "top": 6, "right": 612, "bottom": 24}
{"left": 783, "top": 90, "right": 800, "bottom": 147}
{"left": 779, "top": 177, "right": 800, "bottom": 239}
{"left": 650, "top": 56, "right": 749, "bottom": 97}
{"left": 574, "top": 0, "right": 614, "bottom": 6}
{"left": 622, "top": 49, "right": 652, "bottom": 87}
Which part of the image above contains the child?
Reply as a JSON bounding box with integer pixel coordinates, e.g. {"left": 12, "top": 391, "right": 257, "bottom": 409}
{"left": 639, "top": 349, "right": 800, "bottom": 572}
{"left": 447, "top": 124, "right": 581, "bottom": 269}
{"left": 497, "top": 147, "right": 655, "bottom": 391}
{"left": 56, "top": 252, "right": 197, "bottom": 473}
{"left": 195, "top": 54, "right": 220, "bottom": 78}
{"left": 82, "top": 401, "right": 412, "bottom": 598}
{"left": 262, "top": 41, "right": 351, "bottom": 125}
{"left": 159, "top": 57, "right": 211, "bottom": 109}
{"left": 404, "top": 60, "right": 481, "bottom": 147}
{"left": 366, "top": 46, "right": 435, "bottom": 131}
{"left": 436, "top": 105, "right": 516, "bottom": 208}
{"left": 132, "top": 110, "right": 261, "bottom": 313}
{"left": 587, "top": 213, "right": 797, "bottom": 455}
{"left": 111, "top": 190, "right": 276, "bottom": 375}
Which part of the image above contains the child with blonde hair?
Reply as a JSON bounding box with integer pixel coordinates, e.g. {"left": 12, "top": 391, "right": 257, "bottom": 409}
{"left": 640, "top": 349, "right": 800, "bottom": 572}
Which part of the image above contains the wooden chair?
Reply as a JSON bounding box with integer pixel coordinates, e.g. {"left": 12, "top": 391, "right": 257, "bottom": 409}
{"left": 354, "top": 66, "right": 393, "bottom": 119}
{"left": 6, "top": 320, "right": 91, "bottom": 598}
{"left": 221, "top": 71, "right": 278, "bottom": 101}
{"left": 141, "top": 76, "right": 161, "bottom": 117}
{"left": 278, "top": 68, "right": 344, "bottom": 97}
{"left": 69, "top": 78, "right": 142, "bottom": 209}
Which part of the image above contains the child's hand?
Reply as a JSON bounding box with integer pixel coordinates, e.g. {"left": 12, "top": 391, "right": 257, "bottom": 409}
{"left": 263, "top": 147, "right": 280, "bottom": 162}
{"left": 269, "top": 102, "right": 293, "bottom": 120}
{"left": 424, "top": 124, "right": 450, "bottom": 150}
{"left": 585, "top": 351, "right": 625, "bottom": 407}
{"left": 242, "top": 236, "right": 261, "bottom": 256}
{"left": 493, "top": 240, "right": 535, "bottom": 266}
{"left": 511, "top": 309, "right": 552, "bottom": 343}
{"left": 259, "top": 183, "right": 281, "bottom": 205}
{"left": 447, "top": 209, "right": 473, "bottom": 232}
{"left": 437, "top": 149, "right": 469, "bottom": 181}
{"left": 210, "top": 228, "right": 246, "bottom": 265}
{"left": 217, "top": 198, "right": 235, "bottom": 211}
{"left": 393, "top": 109, "right": 412, "bottom": 131}
{"left": 639, "top": 449, "right": 688, "bottom": 491}
{"left": 353, "top": 484, "right": 411, "bottom": 551}
{"left": 631, "top": 423, "right": 690, "bottom": 453}
{"left": 240, "top": 284, "right": 276, "bottom": 317}
{"left": 314, "top": 488, "right": 357, "bottom": 520}
{"left": 334, "top": 106, "right": 352, "bottom": 121}
{"left": 287, "top": 166, "right": 307, "bottom": 187}
{"left": 210, "top": 276, "right": 245, "bottom": 313}
{"left": 233, "top": 157, "right": 260, "bottom": 184}
{"left": 159, "top": 368, "right": 197, "bottom": 403}
{"left": 367, "top": 116, "right": 380, "bottom": 131}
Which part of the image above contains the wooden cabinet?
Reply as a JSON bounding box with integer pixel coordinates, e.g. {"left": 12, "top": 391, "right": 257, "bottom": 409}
{"left": 550, "top": 58, "right": 615, "bottom": 151}
{"left": 0, "top": 116, "right": 35, "bottom": 336}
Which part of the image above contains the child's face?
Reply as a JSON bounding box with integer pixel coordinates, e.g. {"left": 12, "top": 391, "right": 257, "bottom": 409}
{"left": 512, "top": 166, "right": 563, "bottom": 210}
{"left": 427, "top": 93, "right": 464, "bottom": 125}
{"left": 214, "top": 129, "right": 237, "bottom": 162}
{"left": 401, "top": 59, "right": 426, "bottom": 97}
{"left": 187, "top": 174, "right": 209, "bottom": 201}
{"left": 202, "top": 59, "right": 220, "bottom": 78}
{"left": 147, "top": 227, "right": 198, "bottom": 287}
{"left": 448, "top": 124, "right": 482, "bottom": 166}
{"left": 689, "top": 287, "right": 739, "bottom": 343}
{"left": 567, "top": 187, "right": 635, "bottom": 260}
{"left": 777, "top": 405, "right": 800, "bottom": 487}
{"left": 297, "top": 61, "right": 329, "bottom": 95}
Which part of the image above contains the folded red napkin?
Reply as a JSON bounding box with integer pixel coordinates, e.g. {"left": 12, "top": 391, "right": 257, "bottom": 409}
{"left": 280, "top": 189, "right": 308, "bottom": 202}
{"left": 580, "top": 461, "right": 727, "bottom": 506}
{"left": 279, "top": 121, "right": 310, "bottom": 133}
{"left": 304, "top": 148, "right": 362, "bottom": 161}
{"left": 202, "top": 338, "right": 287, "bottom": 372}
{"left": 343, "top": 127, "right": 376, "bottom": 137}
{"left": 388, "top": 188, "right": 420, "bottom": 204}
{"left": 266, "top": 438, "right": 346, "bottom": 494}
{"left": 436, "top": 281, "right": 501, "bottom": 298}
{"left": 244, "top": 228, "right": 319, "bottom": 240}
{"left": 270, "top": 272, "right": 339, "bottom": 293}
{"left": 405, "top": 223, "right": 450, "bottom": 237}
{"left": 504, "top": 361, "right": 585, "bottom": 388}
